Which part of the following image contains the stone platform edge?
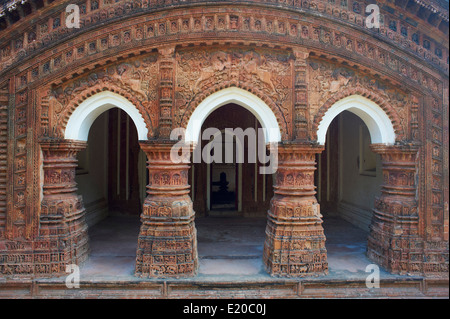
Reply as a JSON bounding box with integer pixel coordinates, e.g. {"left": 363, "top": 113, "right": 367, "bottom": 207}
{"left": 0, "top": 277, "right": 448, "bottom": 298}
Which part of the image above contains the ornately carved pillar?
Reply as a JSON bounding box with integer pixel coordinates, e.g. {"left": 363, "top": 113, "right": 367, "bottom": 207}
{"left": 158, "top": 46, "right": 175, "bottom": 139}
{"left": 293, "top": 48, "right": 310, "bottom": 141}
{"left": 367, "top": 144, "right": 423, "bottom": 275}
{"left": 263, "top": 142, "right": 328, "bottom": 277}
{"left": 135, "top": 141, "right": 198, "bottom": 278}
{"left": 38, "top": 139, "right": 89, "bottom": 275}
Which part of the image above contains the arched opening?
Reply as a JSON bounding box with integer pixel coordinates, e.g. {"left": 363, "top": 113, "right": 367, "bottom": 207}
{"left": 193, "top": 104, "right": 272, "bottom": 275}
{"left": 316, "top": 95, "right": 395, "bottom": 274}
{"left": 75, "top": 108, "right": 146, "bottom": 276}
{"left": 185, "top": 87, "right": 281, "bottom": 276}
{"left": 65, "top": 90, "right": 148, "bottom": 141}
{"left": 316, "top": 95, "right": 396, "bottom": 146}
{"left": 64, "top": 92, "right": 148, "bottom": 276}
{"left": 184, "top": 87, "right": 281, "bottom": 145}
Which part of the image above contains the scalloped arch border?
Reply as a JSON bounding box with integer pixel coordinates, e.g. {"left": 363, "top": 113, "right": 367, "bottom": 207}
{"left": 59, "top": 84, "right": 154, "bottom": 140}
{"left": 312, "top": 86, "right": 404, "bottom": 143}
{"left": 179, "top": 81, "right": 290, "bottom": 141}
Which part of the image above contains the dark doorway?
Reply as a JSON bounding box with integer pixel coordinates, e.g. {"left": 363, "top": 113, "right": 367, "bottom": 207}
{"left": 106, "top": 108, "right": 142, "bottom": 216}
{"left": 191, "top": 103, "right": 273, "bottom": 217}
{"left": 76, "top": 107, "right": 145, "bottom": 224}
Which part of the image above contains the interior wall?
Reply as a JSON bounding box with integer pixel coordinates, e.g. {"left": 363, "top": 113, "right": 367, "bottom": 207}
{"left": 192, "top": 104, "right": 272, "bottom": 217}
{"left": 337, "top": 111, "right": 383, "bottom": 232}
{"left": 76, "top": 111, "right": 109, "bottom": 227}
{"left": 107, "top": 108, "right": 142, "bottom": 216}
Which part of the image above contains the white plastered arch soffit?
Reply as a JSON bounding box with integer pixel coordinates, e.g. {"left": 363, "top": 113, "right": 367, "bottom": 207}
{"left": 65, "top": 91, "right": 148, "bottom": 141}
{"left": 184, "top": 87, "right": 282, "bottom": 145}
{"left": 317, "top": 95, "right": 396, "bottom": 145}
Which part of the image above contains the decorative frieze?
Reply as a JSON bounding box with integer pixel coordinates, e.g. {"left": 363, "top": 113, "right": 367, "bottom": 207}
{"left": 49, "top": 53, "right": 159, "bottom": 139}
{"left": 5, "top": 87, "right": 30, "bottom": 240}
{"left": 158, "top": 46, "right": 175, "bottom": 139}
{"left": 0, "top": 84, "right": 8, "bottom": 239}
{"left": 0, "top": 1, "right": 447, "bottom": 77}
{"left": 175, "top": 46, "right": 293, "bottom": 140}
{"left": 293, "top": 48, "right": 309, "bottom": 141}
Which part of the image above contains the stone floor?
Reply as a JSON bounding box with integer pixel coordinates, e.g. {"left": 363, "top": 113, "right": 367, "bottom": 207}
{"left": 2, "top": 213, "right": 448, "bottom": 298}
{"left": 79, "top": 213, "right": 390, "bottom": 280}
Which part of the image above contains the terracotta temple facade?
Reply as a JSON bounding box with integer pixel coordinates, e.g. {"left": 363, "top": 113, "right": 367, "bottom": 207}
{"left": 0, "top": 0, "right": 448, "bottom": 281}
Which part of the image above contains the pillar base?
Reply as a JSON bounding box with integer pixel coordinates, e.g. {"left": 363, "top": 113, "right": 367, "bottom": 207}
{"left": 135, "top": 196, "right": 198, "bottom": 278}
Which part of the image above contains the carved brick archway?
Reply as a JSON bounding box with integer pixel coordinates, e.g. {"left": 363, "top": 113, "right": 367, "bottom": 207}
{"left": 183, "top": 86, "right": 282, "bottom": 145}
{"left": 312, "top": 92, "right": 427, "bottom": 275}
{"left": 316, "top": 94, "right": 397, "bottom": 145}
{"left": 179, "top": 82, "right": 290, "bottom": 142}
{"left": 65, "top": 90, "right": 149, "bottom": 141}
{"left": 312, "top": 87, "right": 405, "bottom": 143}
{"left": 34, "top": 90, "right": 152, "bottom": 276}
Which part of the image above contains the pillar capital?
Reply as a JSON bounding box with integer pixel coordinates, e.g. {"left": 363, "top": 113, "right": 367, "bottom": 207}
{"left": 370, "top": 143, "right": 419, "bottom": 199}
{"left": 370, "top": 143, "right": 419, "bottom": 160}
{"left": 292, "top": 47, "right": 310, "bottom": 60}
{"left": 39, "top": 139, "right": 87, "bottom": 158}
{"left": 139, "top": 140, "right": 193, "bottom": 163}
{"left": 157, "top": 45, "right": 176, "bottom": 58}
{"left": 40, "top": 139, "right": 87, "bottom": 196}
{"left": 275, "top": 141, "right": 324, "bottom": 158}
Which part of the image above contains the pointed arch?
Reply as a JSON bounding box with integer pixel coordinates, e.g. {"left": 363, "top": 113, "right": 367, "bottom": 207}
{"left": 316, "top": 94, "right": 396, "bottom": 145}
{"left": 65, "top": 90, "right": 148, "bottom": 141}
{"left": 313, "top": 85, "right": 405, "bottom": 145}
{"left": 183, "top": 87, "right": 282, "bottom": 145}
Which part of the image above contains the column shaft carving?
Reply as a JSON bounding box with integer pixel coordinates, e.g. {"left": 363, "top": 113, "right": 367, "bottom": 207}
{"left": 135, "top": 141, "right": 198, "bottom": 278}
{"left": 158, "top": 46, "right": 175, "bottom": 139}
{"left": 263, "top": 142, "right": 328, "bottom": 277}
{"left": 293, "top": 49, "right": 309, "bottom": 141}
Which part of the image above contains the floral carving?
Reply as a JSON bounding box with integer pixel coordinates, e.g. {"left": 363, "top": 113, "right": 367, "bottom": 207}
{"left": 48, "top": 55, "right": 159, "bottom": 138}
{"left": 309, "top": 59, "right": 409, "bottom": 142}
{"left": 175, "top": 47, "right": 293, "bottom": 138}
